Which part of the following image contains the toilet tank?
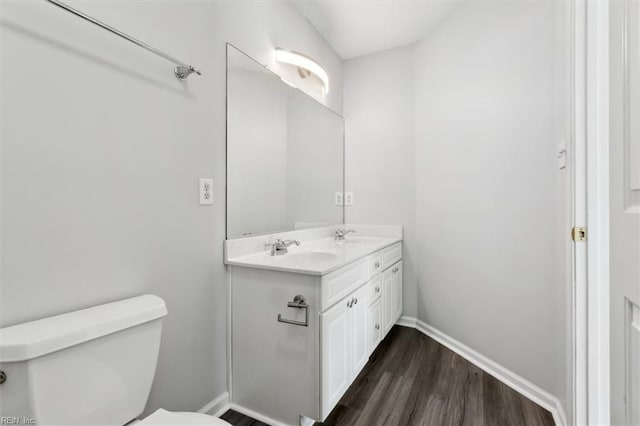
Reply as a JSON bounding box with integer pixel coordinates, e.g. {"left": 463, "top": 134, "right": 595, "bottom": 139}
{"left": 0, "top": 295, "right": 167, "bottom": 426}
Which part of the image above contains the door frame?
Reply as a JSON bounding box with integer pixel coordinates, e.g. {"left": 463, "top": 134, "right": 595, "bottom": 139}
{"left": 573, "top": 0, "right": 611, "bottom": 424}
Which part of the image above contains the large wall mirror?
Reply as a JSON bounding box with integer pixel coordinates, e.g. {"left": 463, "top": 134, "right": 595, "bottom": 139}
{"left": 226, "top": 44, "right": 345, "bottom": 238}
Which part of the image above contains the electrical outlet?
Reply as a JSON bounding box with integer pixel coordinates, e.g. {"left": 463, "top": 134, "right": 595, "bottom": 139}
{"left": 199, "top": 178, "right": 213, "bottom": 205}
{"left": 345, "top": 192, "right": 354, "bottom": 206}
{"left": 335, "top": 192, "right": 344, "bottom": 206}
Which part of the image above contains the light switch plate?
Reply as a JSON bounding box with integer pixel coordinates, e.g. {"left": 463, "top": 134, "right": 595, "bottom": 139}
{"left": 335, "top": 192, "right": 344, "bottom": 206}
{"left": 200, "top": 178, "right": 213, "bottom": 205}
{"left": 345, "top": 192, "right": 354, "bottom": 206}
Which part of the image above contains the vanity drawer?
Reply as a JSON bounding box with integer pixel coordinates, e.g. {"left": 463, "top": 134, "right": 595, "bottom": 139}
{"left": 368, "top": 252, "right": 383, "bottom": 277}
{"left": 321, "top": 258, "right": 368, "bottom": 311}
{"left": 367, "top": 275, "right": 382, "bottom": 306}
{"left": 382, "top": 243, "right": 402, "bottom": 269}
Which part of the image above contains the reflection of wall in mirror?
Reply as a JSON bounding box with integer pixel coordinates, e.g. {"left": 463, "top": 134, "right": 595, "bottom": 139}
{"left": 227, "top": 69, "right": 289, "bottom": 236}
{"left": 286, "top": 92, "right": 344, "bottom": 228}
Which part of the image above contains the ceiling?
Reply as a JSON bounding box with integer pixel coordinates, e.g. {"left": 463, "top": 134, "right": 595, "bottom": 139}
{"left": 290, "top": 1, "right": 462, "bottom": 60}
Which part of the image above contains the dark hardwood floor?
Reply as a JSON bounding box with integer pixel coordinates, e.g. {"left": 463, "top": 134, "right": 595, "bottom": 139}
{"left": 220, "top": 409, "right": 269, "bottom": 426}
{"left": 222, "top": 325, "right": 555, "bottom": 426}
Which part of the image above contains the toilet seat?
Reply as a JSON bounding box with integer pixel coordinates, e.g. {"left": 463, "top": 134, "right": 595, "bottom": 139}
{"left": 139, "top": 409, "right": 232, "bottom": 425}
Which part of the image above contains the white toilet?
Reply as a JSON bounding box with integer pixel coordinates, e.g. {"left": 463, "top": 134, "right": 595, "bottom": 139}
{"left": 0, "top": 295, "right": 231, "bottom": 426}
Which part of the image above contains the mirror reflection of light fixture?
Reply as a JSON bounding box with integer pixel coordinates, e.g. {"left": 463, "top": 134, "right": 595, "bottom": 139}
{"left": 280, "top": 77, "right": 297, "bottom": 88}
{"left": 275, "top": 48, "right": 330, "bottom": 95}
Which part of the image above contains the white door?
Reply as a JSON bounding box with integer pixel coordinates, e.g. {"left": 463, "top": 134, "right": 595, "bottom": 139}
{"left": 392, "top": 262, "right": 403, "bottom": 324}
{"left": 321, "top": 298, "right": 352, "bottom": 419}
{"left": 351, "top": 285, "right": 369, "bottom": 377}
{"left": 368, "top": 299, "right": 382, "bottom": 355}
{"left": 382, "top": 268, "right": 394, "bottom": 334}
{"left": 611, "top": 2, "right": 640, "bottom": 424}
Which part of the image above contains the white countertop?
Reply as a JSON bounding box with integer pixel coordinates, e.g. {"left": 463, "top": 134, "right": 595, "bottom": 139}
{"left": 225, "top": 235, "right": 402, "bottom": 276}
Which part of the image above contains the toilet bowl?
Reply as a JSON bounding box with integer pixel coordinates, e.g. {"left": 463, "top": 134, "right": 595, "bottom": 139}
{"left": 0, "top": 295, "right": 231, "bottom": 426}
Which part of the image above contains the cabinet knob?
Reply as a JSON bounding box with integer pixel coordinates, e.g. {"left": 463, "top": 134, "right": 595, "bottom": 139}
{"left": 375, "top": 286, "right": 380, "bottom": 292}
{"left": 375, "top": 324, "right": 380, "bottom": 330}
{"left": 354, "top": 298, "right": 358, "bottom": 305}
{"left": 375, "top": 261, "right": 380, "bottom": 268}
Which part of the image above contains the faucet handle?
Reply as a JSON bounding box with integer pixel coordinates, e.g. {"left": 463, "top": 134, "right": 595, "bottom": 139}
{"left": 266, "top": 238, "right": 299, "bottom": 250}
{"left": 265, "top": 239, "right": 283, "bottom": 252}
{"left": 334, "top": 228, "right": 356, "bottom": 240}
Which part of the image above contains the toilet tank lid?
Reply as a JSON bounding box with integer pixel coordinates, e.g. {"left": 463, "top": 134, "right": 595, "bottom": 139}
{"left": 0, "top": 294, "right": 167, "bottom": 362}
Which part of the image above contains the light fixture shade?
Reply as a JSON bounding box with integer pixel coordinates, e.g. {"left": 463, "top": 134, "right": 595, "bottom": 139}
{"left": 275, "top": 48, "right": 330, "bottom": 95}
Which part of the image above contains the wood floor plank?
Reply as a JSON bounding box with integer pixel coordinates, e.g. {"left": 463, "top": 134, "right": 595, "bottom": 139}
{"left": 520, "top": 396, "right": 556, "bottom": 426}
{"left": 383, "top": 376, "right": 416, "bottom": 426}
{"left": 441, "top": 351, "right": 483, "bottom": 426}
{"left": 398, "top": 338, "right": 444, "bottom": 426}
{"left": 460, "top": 364, "right": 484, "bottom": 426}
{"left": 353, "top": 371, "right": 394, "bottom": 426}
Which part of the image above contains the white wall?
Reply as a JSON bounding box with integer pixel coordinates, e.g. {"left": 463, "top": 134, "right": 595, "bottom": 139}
{"left": 414, "top": 0, "right": 571, "bottom": 409}
{"left": 343, "top": 46, "right": 417, "bottom": 318}
{"left": 0, "top": 0, "right": 342, "bottom": 417}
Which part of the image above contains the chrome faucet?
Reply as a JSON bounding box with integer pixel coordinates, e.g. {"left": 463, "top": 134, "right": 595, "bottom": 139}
{"left": 266, "top": 238, "right": 301, "bottom": 256}
{"left": 334, "top": 228, "right": 355, "bottom": 241}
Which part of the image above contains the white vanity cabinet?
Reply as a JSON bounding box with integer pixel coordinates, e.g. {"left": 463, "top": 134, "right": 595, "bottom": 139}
{"left": 321, "top": 284, "right": 368, "bottom": 417}
{"left": 229, "top": 240, "right": 403, "bottom": 426}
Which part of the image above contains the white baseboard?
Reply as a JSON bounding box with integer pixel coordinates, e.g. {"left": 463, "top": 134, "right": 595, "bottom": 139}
{"left": 553, "top": 400, "right": 568, "bottom": 426}
{"left": 198, "top": 391, "right": 231, "bottom": 417}
{"left": 398, "top": 316, "right": 568, "bottom": 426}
{"left": 396, "top": 316, "right": 417, "bottom": 328}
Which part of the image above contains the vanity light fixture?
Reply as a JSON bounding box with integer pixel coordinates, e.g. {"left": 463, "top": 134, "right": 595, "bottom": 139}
{"left": 275, "top": 48, "right": 330, "bottom": 95}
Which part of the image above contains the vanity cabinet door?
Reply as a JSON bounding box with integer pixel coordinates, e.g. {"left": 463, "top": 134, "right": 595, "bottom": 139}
{"left": 392, "top": 261, "right": 403, "bottom": 324}
{"left": 321, "top": 298, "right": 352, "bottom": 419}
{"left": 368, "top": 298, "right": 382, "bottom": 355}
{"left": 382, "top": 268, "right": 394, "bottom": 335}
{"left": 351, "top": 285, "right": 369, "bottom": 378}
